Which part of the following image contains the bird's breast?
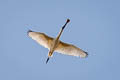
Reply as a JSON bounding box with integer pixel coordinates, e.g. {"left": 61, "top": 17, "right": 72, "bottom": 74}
{"left": 50, "top": 39, "right": 60, "bottom": 51}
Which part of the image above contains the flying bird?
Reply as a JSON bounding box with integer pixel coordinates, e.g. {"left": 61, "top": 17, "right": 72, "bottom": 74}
{"left": 28, "top": 19, "right": 88, "bottom": 63}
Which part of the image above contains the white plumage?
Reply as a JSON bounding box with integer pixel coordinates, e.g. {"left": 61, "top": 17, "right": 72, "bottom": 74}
{"left": 28, "top": 19, "right": 88, "bottom": 63}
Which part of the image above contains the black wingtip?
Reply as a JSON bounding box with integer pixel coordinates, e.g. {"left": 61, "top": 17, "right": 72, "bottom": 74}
{"left": 85, "top": 51, "right": 88, "bottom": 57}
{"left": 27, "top": 30, "right": 33, "bottom": 35}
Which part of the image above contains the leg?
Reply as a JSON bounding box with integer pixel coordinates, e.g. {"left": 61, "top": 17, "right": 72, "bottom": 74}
{"left": 46, "top": 57, "right": 50, "bottom": 64}
{"left": 46, "top": 51, "right": 53, "bottom": 64}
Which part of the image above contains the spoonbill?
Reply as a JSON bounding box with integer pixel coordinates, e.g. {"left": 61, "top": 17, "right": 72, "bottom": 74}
{"left": 28, "top": 19, "right": 88, "bottom": 63}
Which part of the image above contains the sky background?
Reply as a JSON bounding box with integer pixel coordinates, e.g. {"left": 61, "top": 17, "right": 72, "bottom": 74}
{"left": 0, "top": 0, "right": 120, "bottom": 80}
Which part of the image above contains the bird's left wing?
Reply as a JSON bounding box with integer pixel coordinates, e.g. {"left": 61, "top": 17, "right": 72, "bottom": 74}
{"left": 55, "top": 41, "right": 88, "bottom": 58}
{"left": 28, "top": 30, "right": 53, "bottom": 49}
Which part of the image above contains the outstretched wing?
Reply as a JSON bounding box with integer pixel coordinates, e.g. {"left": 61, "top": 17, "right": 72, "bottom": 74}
{"left": 28, "top": 30, "right": 53, "bottom": 49}
{"left": 55, "top": 41, "right": 88, "bottom": 58}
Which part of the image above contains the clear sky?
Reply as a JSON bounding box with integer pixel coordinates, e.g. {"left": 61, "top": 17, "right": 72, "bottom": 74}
{"left": 0, "top": 0, "right": 120, "bottom": 80}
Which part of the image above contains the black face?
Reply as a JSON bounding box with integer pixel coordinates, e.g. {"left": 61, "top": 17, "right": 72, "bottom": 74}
{"left": 62, "top": 19, "right": 70, "bottom": 30}
{"left": 62, "top": 25, "right": 66, "bottom": 30}
{"left": 67, "top": 19, "right": 70, "bottom": 23}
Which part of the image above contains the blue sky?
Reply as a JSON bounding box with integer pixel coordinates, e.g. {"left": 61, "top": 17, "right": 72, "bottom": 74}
{"left": 0, "top": 0, "right": 120, "bottom": 80}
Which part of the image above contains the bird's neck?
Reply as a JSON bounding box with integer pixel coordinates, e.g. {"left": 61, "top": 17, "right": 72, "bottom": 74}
{"left": 56, "top": 28, "right": 63, "bottom": 40}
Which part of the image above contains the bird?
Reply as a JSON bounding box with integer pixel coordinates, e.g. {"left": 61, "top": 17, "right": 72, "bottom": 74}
{"left": 27, "top": 19, "right": 88, "bottom": 64}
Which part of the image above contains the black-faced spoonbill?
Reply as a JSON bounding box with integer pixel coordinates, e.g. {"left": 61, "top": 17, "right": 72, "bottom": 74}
{"left": 28, "top": 19, "right": 88, "bottom": 63}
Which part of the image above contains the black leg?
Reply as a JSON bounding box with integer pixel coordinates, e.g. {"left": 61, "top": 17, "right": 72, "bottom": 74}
{"left": 46, "top": 57, "right": 50, "bottom": 64}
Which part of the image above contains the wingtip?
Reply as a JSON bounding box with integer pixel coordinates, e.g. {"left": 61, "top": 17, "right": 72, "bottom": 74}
{"left": 80, "top": 51, "right": 88, "bottom": 58}
{"left": 27, "top": 30, "right": 33, "bottom": 35}
{"left": 85, "top": 51, "right": 88, "bottom": 58}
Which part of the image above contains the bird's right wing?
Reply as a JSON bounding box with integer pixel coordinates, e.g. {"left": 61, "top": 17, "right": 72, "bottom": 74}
{"left": 28, "top": 30, "right": 53, "bottom": 49}
{"left": 55, "top": 41, "right": 88, "bottom": 58}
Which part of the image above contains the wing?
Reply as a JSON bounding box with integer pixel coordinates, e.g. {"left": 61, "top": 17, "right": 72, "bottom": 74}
{"left": 28, "top": 30, "right": 53, "bottom": 49}
{"left": 55, "top": 41, "right": 88, "bottom": 58}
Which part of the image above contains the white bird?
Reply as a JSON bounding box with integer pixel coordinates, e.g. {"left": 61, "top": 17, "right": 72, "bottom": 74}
{"left": 28, "top": 19, "right": 88, "bottom": 63}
